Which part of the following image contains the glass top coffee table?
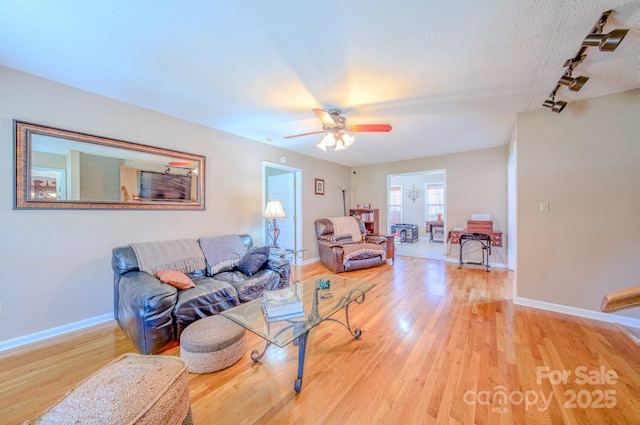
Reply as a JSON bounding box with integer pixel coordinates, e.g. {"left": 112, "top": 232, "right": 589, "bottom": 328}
{"left": 221, "top": 274, "right": 376, "bottom": 392}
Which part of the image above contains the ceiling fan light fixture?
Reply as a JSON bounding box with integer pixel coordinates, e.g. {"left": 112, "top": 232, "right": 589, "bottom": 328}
{"left": 582, "top": 29, "right": 629, "bottom": 51}
{"left": 288, "top": 108, "right": 390, "bottom": 151}
{"left": 558, "top": 75, "right": 589, "bottom": 91}
{"left": 342, "top": 133, "right": 355, "bottom": 147}
{"left": 322, "top": 133, "right": 336, "bottom": 147}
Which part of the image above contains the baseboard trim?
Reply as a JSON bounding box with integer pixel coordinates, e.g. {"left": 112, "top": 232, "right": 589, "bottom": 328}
{"left": 0, "top": 313, "right": 114, "bottom": 353}
{"left": 616, "top": 324, "right": 640, "bottom": 345}
{"left": 302, "top": 257, "right": 319, "bottom": 266}
{"left": 514, "top": 297, "right": 640, "bottom": 328}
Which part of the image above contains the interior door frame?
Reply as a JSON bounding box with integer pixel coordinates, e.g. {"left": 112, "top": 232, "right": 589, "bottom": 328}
{"left": 387, "top": 169, "right": 447, "bottom": 256}
{"left": 262, "top": 161, "right": 303, "bottom": 265}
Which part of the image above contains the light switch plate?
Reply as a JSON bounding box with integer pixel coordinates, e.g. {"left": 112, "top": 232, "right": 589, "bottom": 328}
{"left": 540, "top": 201, "right": 549, "bottom": 212}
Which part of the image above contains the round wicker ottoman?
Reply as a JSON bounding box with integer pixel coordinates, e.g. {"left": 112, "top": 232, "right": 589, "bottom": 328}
{"left": 180, "top": 315, "right": 247, "bottom": 373}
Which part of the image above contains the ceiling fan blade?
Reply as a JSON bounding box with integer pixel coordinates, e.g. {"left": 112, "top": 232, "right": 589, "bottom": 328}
{"left": 283, "top": 130, "right": 326, "bottom": 139}
{"left": 349, "top": 124, "right": 392, "bottom": 133}
{"left": 313, "top": 109, "right": 337, "bottom": 126}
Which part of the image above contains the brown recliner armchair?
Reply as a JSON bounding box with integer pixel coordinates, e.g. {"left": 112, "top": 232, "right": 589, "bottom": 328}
{"left": 314, "top": 217, "right": 388, "bottom": 273}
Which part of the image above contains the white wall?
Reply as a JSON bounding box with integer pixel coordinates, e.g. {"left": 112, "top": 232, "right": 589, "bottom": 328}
{"left": 400, "top": 174, "right": 427, "bottom": 233}
{"left": 0, "top": 66, "right": 350, "bottom": 347}
{"left": 516, "top": 89, "right": 640, "bottom": 320}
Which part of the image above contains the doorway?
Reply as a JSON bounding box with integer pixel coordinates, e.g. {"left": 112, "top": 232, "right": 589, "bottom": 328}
{"left": 387, "top": 170, "right": 447, "bottom": 261}
{"left": 263, "top": 162, "right": 303, "bottom": 264}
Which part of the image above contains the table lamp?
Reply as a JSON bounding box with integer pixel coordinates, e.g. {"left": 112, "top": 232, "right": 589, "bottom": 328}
{"left": 263, "top": 199, "right": 286, "bottom": 248}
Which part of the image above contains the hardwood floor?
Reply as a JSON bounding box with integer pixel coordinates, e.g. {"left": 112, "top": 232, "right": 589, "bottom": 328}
{"left": 1, "top": 257, "right": 638, "bottom": 424}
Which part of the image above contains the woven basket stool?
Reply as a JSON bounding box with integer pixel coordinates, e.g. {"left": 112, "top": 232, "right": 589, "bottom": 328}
{"left": 180, "top": 315, "right": 247, "bottom": 373}
{"left": 24, "top": 353, "right": 192, "bottom": 425}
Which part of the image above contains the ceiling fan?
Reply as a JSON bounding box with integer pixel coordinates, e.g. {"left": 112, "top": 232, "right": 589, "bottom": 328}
{"left": 283, "top": 108, "right": 392, "bottom": 151}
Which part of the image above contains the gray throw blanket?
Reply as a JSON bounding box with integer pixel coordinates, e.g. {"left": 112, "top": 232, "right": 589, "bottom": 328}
{"left": 342, "top": 243, "right": 386, "bottom": 266}
{"left": 131, "top": 239, "right": 206, "bottom": 275}
{"left": 199, "top": 235, "right": 248, "bottom": 275}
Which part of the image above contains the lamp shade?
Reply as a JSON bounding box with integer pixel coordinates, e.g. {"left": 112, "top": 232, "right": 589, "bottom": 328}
{"left": 263, "top": 199, "right": 286, "bottom": 218}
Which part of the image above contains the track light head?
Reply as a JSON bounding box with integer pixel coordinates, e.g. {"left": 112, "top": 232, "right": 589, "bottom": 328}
{"left": 558, "top": 75, "right": 589, "bottom": 91}
{"left": 582, "top": 29, "right": 629, "bottom": 51}
{"left": 542, "top": 98, "right": 567, "bottom": 113}
{"left": 551, "top": 100, "right": 567, "bottom": 113}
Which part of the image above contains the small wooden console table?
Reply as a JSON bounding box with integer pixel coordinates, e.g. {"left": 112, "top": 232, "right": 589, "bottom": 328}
{"left": 426, "top": 221, "right": 444, "bottom": 242}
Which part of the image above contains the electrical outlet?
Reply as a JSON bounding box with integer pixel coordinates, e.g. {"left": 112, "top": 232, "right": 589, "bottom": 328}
{"left": 540, "top": 201, "right": 549, "bottom": 212}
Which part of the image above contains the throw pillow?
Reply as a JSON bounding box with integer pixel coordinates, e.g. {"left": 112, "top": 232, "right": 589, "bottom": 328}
{"left": 156, "top": 270, "right": 195, "bottom": 289}
{"left": 237, "top": 246, "right": 270, "bottom": 276}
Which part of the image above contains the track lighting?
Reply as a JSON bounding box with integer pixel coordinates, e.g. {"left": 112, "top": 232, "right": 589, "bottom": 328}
{"left": 542, "top": 98, "right": 567, "bottom": 113}
{"left": 551, "top": 100, "right": 567, "bottom": 113}
{"left": 558, "top": 75, "right": 589, "bottom": 91}
{"left": 164, "top": 163, "right": 195, "bottom": 176}
{"left": 542, "top": 9, "right": 628, "bottom": 113}
{"left": 582, "top": 29, "right": 629, "bottom": 51}
{"left": 563, "top": 55, "right": 586, "bottom": 68}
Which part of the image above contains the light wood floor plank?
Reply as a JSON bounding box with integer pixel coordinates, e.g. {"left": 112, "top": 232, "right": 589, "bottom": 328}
{"left": 1, "top": 257, "right": 638, "bottom": 424}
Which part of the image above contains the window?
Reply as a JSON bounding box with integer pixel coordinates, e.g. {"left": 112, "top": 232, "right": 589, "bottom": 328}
{"left": 389, "top": 185, "right": 402, "bottom": 224}
{"left": 426, "top": 184, "right": 444, "bottom": 221}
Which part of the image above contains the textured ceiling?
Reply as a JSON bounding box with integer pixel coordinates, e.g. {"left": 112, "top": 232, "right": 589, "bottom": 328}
{"left": 0, "top": 1, "right": 638, "bottom": 167}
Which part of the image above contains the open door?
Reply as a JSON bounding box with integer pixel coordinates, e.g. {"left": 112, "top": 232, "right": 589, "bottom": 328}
{"left": 267, "top": 172, "right": 295, "bottom": 249}
{"left": 263, "top": 163, "right": 302, "bottom": 264}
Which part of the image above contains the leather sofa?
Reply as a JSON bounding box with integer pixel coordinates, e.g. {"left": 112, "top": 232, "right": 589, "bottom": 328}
{"left": 315, "top": 217, "right": 388, "bottom": 273}
{"left": 112, "top": 234, "right": 289, "bottom": 354}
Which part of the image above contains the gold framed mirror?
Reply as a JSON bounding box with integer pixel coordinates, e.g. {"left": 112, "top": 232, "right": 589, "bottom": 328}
{"left": 14, "top": 121, "right": 205, "bottom": 210}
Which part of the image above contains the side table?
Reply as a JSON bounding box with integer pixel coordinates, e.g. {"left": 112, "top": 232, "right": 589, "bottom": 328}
{"left": 271, "top": 247, "right": 307, "bottom": 262}
{"left": 270, "top": 248, "right": 307, "bottom": 284}
{"left": 375, "top": 235, "right": 395, "bottom": 264}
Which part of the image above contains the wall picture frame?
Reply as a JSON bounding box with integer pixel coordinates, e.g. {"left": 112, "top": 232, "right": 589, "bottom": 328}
{"left": 314, "top": 178, "right": 325, "bottom": 195}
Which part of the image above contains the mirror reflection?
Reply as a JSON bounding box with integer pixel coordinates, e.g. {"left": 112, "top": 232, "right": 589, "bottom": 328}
{"left": 15, "top": 121, "right": 205, "bottom": 210}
